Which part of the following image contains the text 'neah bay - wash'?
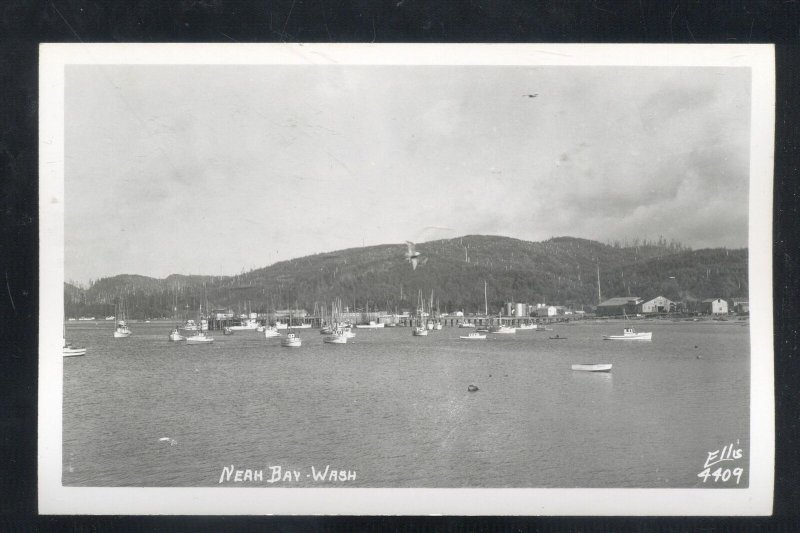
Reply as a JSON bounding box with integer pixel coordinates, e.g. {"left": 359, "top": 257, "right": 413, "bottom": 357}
{"left": 218, "top": 465, "right": 357, "bottom": 484}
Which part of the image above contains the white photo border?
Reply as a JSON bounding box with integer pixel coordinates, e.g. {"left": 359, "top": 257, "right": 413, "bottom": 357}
{"left": 39, "top": 43, "right": 775, "bottom": 516}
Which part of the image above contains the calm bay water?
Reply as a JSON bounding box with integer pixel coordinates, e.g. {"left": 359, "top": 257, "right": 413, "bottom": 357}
{"left": 62, "top": 320, "right": 750, "bottom": 488}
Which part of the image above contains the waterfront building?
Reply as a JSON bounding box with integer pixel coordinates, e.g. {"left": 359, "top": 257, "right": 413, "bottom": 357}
{"left": 700, "top": 298, "right": 729, "bottom": 315}
{"left": 596, "top": 297, "right": 643, "bottom": 317}
{"left": 641, "top": 296, "right": 674, "bottom": 314}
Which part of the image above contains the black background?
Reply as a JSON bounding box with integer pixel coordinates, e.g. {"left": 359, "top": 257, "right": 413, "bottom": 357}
{"left": 2, "top": 1, "right": 799, "bottom": 531}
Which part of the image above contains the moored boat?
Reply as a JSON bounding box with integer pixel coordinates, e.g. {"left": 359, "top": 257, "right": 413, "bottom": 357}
{"left": 263, "top": 326, "right": 281, "bottom": 338}
{"left": 168, "top": 328, "right": 185, "bottom": 341}
{"left": 63, "top": 339, "right": 87, "bottom": 357}
{"left": 281, "top": 332, "right": 302, "bottom": 347}
{"left": 323, "top": 329, "right": 348, "bottom": 344}
{"left": 412, "top": 326, "right": 428, "bottom": 336}
{"left": 356, "top": 321, "right": 384, "bottom": 329}
{"left": 185, "top": 331, "right": 214, "bottom": 344}
{"left": 114, "top": 322, "right": 132, "bottom": 338}
{"left": 489, "top": 325, "right": 516, "bottom": 334}
{"left": 460, "top": 331, "right": 486, "bottom": 340}
{"left": 602, "top": 328, "right": 652, "bottom": 341}
{"left": 458, "top": 322, "right": 475, "bottom": 328}
{"left": 516, "top": 323, "right": 538, "bottom": 331}
{"left": 571, "top": 363, "right": 612, "bottom": 372}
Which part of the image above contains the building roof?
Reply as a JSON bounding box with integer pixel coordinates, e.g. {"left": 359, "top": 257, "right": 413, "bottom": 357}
{"left": 642, "top": 296, "right": 672, "bottom": 304}
{"left": 702, "top": 298, "right": 725, "bottom": 303}
{"left": 598, "top": 297, "right": 641, "bottom": 307}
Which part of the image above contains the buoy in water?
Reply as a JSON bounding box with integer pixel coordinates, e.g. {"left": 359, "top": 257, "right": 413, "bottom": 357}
{"left": 467, "top": 384, "right": 479, "bottom": 392}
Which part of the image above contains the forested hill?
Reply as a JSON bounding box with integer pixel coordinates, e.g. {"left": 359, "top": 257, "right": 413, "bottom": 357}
{"left": 65, "top": 235, "right": 748, "bottom": 319}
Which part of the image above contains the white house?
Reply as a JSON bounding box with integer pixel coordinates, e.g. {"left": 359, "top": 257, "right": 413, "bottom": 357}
{"left": 702, "top": 298, "right": 729, "bottom": 314}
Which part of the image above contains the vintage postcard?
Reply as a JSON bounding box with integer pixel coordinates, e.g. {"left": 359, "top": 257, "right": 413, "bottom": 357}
{"left": 39, "top": 43, "right": 774, "bottom": 515}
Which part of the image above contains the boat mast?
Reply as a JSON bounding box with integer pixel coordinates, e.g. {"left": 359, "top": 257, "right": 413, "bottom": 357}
{"left": 596, "top": 264, "right": 602, "bottom": 305}
{"left": 484, "top": 280, "right": 488, "bottom": 316}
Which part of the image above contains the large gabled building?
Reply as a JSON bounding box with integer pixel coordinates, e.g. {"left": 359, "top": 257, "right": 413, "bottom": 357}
{"left": 641, "top": 296, "right": 675, "bottom": 314}
{"left": 596, "top": 297, "right": 643, "bottom": 317}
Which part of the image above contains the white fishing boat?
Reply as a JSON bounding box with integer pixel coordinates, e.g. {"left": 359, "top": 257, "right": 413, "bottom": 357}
{"left": 63, "top": 339, "right": 87, "bottom": 357}
{"left": 281, "top": 332, "right": 302, "bottom": 347}
{"left": 320, "top": 325, "right": 334, "bottom": 335}
{"left": 516, "top": 323, "right": 538, "bottom": 331}
{"left": 263, "top": 326, "right": 281, "bottom": 338}
{"left": 256, "top": 325, "right": 265, "bottom": 332}
{"left": 113, "top": 300, "right": 132, "bottom": 338}
{"left": 323, "top": 328, "right": 348, "bottom": 344}
{"left": 185, "top": 331, "right": 214, "bottom": 344}
{"left": 78, "top": 316, "right": 95, "bottom": 321}
{"left": 229, "top": 318, "right": 259, "bottom": 331}
{"left": 180, "top": 319, "right": 199, "bottom": 332}
{"left": 356, "top": 321, "right": 384, "bottom": 329}
{"left": 113, "top": 321, "right": 131, "bottom": 338}
{"left": 460, "top": 331, "right": 486, "bottom": 340}
{"left": 341, "top": 326, "right": 355, "bottom": 338}
{"left": 293, "top": 323, "right": 312, "bottom": 329}
{"left": 223, "top": 327, "right": 234, "bottom": 336}
{"left": 434, "top": 322, "right": 443, "bottom": 330}
{"left": 168, "top": 328, "right": 185, "bottom": 341}
{"left": 571, "top": 363, "right": 612, "bottom": 372}
{"left": 274, "top": 321, "right": 289, "bottom": 330}
{"left": 458, "top": 322, "right": 475, "bottom": 328}
{"left": 603, "top": 328, "right": 652, "bottom": 341}
{"left": 489, "top": 325, "right": 516, "bottom": 334}
{"left": 412, "top": 326, "right": 428, "bottom": 336}
{"left": 425, "top": 321, "right": 434, "bottom": 330}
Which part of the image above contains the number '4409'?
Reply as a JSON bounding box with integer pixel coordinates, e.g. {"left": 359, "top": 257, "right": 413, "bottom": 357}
{"left": 697, "top": 466, "right": 744, "bottom": 484}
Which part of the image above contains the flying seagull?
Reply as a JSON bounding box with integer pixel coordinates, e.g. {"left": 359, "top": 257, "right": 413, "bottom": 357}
{"left": 405, "top": 241, "right": 422, "bottom": 270}
{"left": 524, "top": 93, "right": 538, "bottom": 98}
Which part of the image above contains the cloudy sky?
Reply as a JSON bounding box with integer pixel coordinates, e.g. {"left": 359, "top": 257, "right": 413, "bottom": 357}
{"left": 64, "top": 64, "right": 751, "bottom": 284}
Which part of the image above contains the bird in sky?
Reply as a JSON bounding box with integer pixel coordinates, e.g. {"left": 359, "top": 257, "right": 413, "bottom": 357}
{"left": 405, "top": 241, "right": 422, "bottom": 270}
{"left": 524, "top": 93, "right": 538, "bottom": 98}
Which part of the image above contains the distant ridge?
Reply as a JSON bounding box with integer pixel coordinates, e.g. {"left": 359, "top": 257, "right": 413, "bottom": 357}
{"left": 65, "top": 235, "right": 748, "bottom": 319}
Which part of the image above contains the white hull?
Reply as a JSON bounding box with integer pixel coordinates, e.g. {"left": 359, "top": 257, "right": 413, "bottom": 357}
{"left": 229, "top": 325, "right": 259, "bottom": 331}
{"left": 281, "top": 333, "right": 302, "bottom": 347}
{"left": 293, "top": 323, "right": 312, "bottom": 329}
{"left": 355, "top": 322, "right": 384, "bottom": 329}
{"left": 168, "top": 330, "right": 185, "bottom": 341}
{"left": 323, "top": 334, "right": 348, "bottom": 344}
{"left": 186, "top": 333, "right": 214, "bottom": 344}
{"left": 63, "top": 340, "right": 87, "bottom": 357}
{"left": 460, "top": 333, "right": 486, "bottom": 340}
{"left": 412, "top": 327, "right": 428, "bottom": 336}
{"left": 264, "top": 328, "right": 281, "bottom": 338}
{"left": 113, "top": 329, "right": 131, "bottom": 338}
{"left": 516, "top": 324, "right": 538, "bottom": 330}
{"left": 572, "top": 363, "right": 612, "bottom": 372}
{"left": 603, "top": 329, "right": 652, "bottom": 340}
{"left": 458, "top": 323, "right": 475, "bottom": 328}
{"left": 434, "top": 324, "right": 443, "bottom": 330}
{"left": 490, "top": 326, "right": 516, "bottom": 334}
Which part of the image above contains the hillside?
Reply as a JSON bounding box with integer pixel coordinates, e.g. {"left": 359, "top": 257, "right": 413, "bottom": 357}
{"left": 65, "top": 235, "right": 748, "bottom": 319}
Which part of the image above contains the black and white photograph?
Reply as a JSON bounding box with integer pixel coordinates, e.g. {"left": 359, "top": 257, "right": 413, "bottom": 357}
{"left": 38, "top": 43, "right": 775, "bottom": 515}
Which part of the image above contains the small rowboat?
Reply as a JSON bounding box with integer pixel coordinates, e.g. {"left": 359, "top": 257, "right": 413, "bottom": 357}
{"left": 460, "top": 332, "right": 486, "bottom": 340}
{"left": 571, "top": 363, "right": 612, "bottom": 372}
